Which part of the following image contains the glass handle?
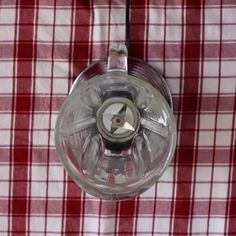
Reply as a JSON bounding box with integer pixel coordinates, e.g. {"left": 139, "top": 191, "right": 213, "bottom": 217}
{"left": 107, "top": 44, "right": 128, "bottom": 73}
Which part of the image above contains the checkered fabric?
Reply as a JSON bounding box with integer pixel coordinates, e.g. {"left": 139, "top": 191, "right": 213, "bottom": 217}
{"left": 0, "top": 0, "right": 236, "bottom": 235}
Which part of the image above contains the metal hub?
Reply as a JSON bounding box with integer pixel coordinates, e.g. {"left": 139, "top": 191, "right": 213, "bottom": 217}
{"left": 97, "top": 97, "right": 140, "bottom": 143}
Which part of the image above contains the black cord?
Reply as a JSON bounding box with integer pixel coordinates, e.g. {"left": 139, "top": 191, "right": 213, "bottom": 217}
{"left": 125, "top": 0, "right": 130, "bottom": 52}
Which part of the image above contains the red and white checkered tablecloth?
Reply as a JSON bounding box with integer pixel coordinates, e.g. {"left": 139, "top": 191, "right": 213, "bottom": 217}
{"left": 0, "top": 0, "right": 236, "bottom": 235}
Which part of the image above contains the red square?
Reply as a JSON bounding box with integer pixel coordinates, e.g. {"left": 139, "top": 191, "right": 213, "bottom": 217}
{"left": 19, "top": 8, "right": 34, "bottom": 24}
{"left": 184, "top": 80, "right": 199, "bottom": 93}
{"left": 177, "top": 167, "right": 192, "bottom": 181}
{"left": 15, "top": 95, "right": 31, "bottom": 111}
{"left": 66, "top": 199, "right": 81, "bottom": 215}
{"left": 193, "top": 201, "right": 208, "bottom": 215}
{"left": 0, "top": 200, "right": 8, "bottom": 213}
{"left": 184, "top": 62, "right": 200, "bottom": 77}
{"left": 173, "top": 218, "right": 188, "bottom": 233}
{"left": 179, "top": 131, "right": 196, "bottom": 147}
{"left": 13, "top": 147, "right": 28, "bottom": 163}
{"left": 32, "top": 148, "right": 48, "bottom": 163}
{"left": 52, "top": 97, "right": 66, "bottom": 111}
{"left": 73, "top": 44, "right": 89, "bottom": 59}
{"left": 185, "top": 27, "right": 201, "bottom": 41}
{"left": 17, "top": 43, "right": 33, "bottom": 58}
{"left": 205, "top": 44, "right": 220, "bottom": 58}
{"left": 75, "top": 9, "right": 90, "bottom": 25}
{"left": 0, "top": 97, "right": 12, "bottom": 111}
{"left": 175, "top": 200, "right": 191, "bottom": 216}
{"left": 12, "top": 199, "right": 27, "bottom": 214}
{"left": 119, "top": 200, "right": 135, "bottom": 215}
{"left": 181, "top": 114, "right": 197, "bottom": 129}
{"left": 65, "top": 217, "right": 80, "bottom": 233}
{"left": 130, "top": 26, "right": 145, "bottom": 41}
{"left": 18, "top": 26, "right": 34, "bottom": 40}
{"left": 15, "top": 114, "right": 30, "bottom": 129}
{"left": 17, "top": 78, "right": 31, "bottom": 94}
{"left": 219, "top": 96, "right": 234, "bottom": 111}
{"left": 11, "top": 216, "right": 26, "bottom": 232}
{"left": 13, "top": 165, "right": 28, "bottom": 180}
{"left": 92, "top": 44, "right": 107, "bottom": 59}
{"left": 131, "top": 9, "right": 146, "bottom": 24}
{"left": 129, "top": 43, "right": 145, "bottom": 59}
{"left": 34, "top": 97, "right": 51, "bottom": 111}
{"left": 66, "top": 181, "right": 82, "bottom": 197}
{"left": 197, "top": 149, "right": 213, "bottom": 163}
{"left": 14, "top": 130, "right": 30, "bottom": 145}
{"left": 175, "top": 183, "right": 192, "bottom": 198}
{"left": 182, "top": 95, "right": 198, "bottom": 111}
{"left": 177, "top": 147, "right": 195, "bottom": 164}
{"left": 186, "top": 9, "right": 201, "bottom": 23}
{"left": 185, "top": 43, "right": 201, "bottom": 59}
{"left": 17, "top": 61, "right": 33, "bottom": 77}
{"left": 201, "top": 96, "right": 217, "bottom": 111}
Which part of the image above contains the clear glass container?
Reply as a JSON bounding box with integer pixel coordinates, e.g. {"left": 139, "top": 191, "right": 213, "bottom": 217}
{"left": 55, "top": 44, "right": 177, "bottom": 200}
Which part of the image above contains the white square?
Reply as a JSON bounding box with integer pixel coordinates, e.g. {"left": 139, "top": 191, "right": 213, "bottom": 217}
{"left": 37, "top": 26, "right": 53, "bottom": 41}
{"left": 31, "top": 166, "right": 47, "bottom": 181}
{"left": 216, "top": 131, "right": 231, "bottom": 146}
{"left": 84, "top": 217, "right": 99, "bottom": 232}
{"left": 0, "top": 217, "right": 8, "bottom": 231}
{"left": 192, "top": 218, "right": 207, "bottom": 233}
{"left": 55, "top": 26, "right": 71, "bottom": 42}
{"left": 50, "top": 114, "right": 57, "bottom": 130}
{"left": 217, "top": 114, "right": 233, "bottom": 129}
{"left": 154, "top": 217, "right": 170, "bottom": 233}
{"left": 167, "top": 78, "right": 180, "bottom": 94}
{"left": 223, "top": 25, "right": 236, "bottom": 40}
{"left": 140, "top": 184, "right": 156, "bottom": 198}
{"left": 166, "top": 9, "right": 181, "bottom": 24}
{"left": 47, "top": 217, "right": 62, "bottom": 232}
{"left": 33, "top": 131, "right": 48, "bottom": 146}
{"left": 0, "top": 26, "right": 15, "bottom": 40}
{"left": 30, "top": 217, "right": 45, "bottom": 232}
{"left": 0, "top": 9, "right": 15, "bottom": 24}
{"left": 221, "top": 61, "right": 236, "bottom": 77}
{"left": 0, "top": 79, "right": 12, "bottom": 93}
{"left": 38, "top": 8, "right": 54, "bottom": 24}
{"left": 111, "top": 8, "right": 125, "bottom": 24}
{"left": 0, "top": 114, "right": 11, "bottom": 129}
{"left": 35, "top": 79, "right": 51, "bottom": 94}
{"left": 209, "top": 218, "right": 225, "bottom": 233}
{"left": 94, "top": 8, "right": 109, "bottom": 24}
{"left": 205, "top": 9, "right": 220, "bottom": 24}
{"left": 149, "top": 9, "right": 164, "bottom": 24}
{"left": 159, "top": 167, "right": 173, "bottom": 182}
{"left": 110, "top": 25, "right": 125, "bottom": 41}
{"left": 203, "top": 61, "right": 219, "bottom": 77}
{"left": 205, "top": 25, "right": 220, "bottom": 40}
{"left": 0, "top": 62, "right": 13, "bottom": 77}
{"left": 48, "top": 182, "right": 64, "bottom": 197}
{"left": 220, "top": 78, "right": 236, "bottom": 93}
{"left": 199, "top": 114, "right": 215, "bottom": 130}
{"left": 0, "top": 131, "right": 10, "bottom": 146}
{"left": 223, "top": 9, "right": 236, "bottom": 23}
{"left": 31, "top": 182, "right": 46, "bottom": 197}
{"left": 36, "top": 62, "right": 52, "bottom": 77}
{"left": 0, "top": 165, "right": 9, "bottom": 180}
{"left": 48, "top": 166, "right": 64, "bottom": 181}
{"left": 165, "top": 62, "right": 181, "bottom": 77}
{"left": 195, "top": 183, "right": 211, "bottom": 198}
{"left": 196, "top": 167, "right": 211, "bottom": 182}
{"left": 137, "top": 218, "right": 153, "bottom": 232}
{"left": 0, "top": 182, "right": 9, "bottom": 197}
{"left": 53, "top": 62, "right": 69, "bottom": 77}
{"left": 49, "top": 130, "right": 55, "bottom": 146}
{"left": 149, "top": 25, "right": 164, "bottom": 41}
{"left": 34, "top": 114, "right": 49, "bottom": 129}
{"left": 202, "top": 79, "right": 218, "bottom": 93}
{"left": 198, "top": 131, "right": 215, "bottom": 146}
{"left": 212, "top": 183, "right": 228, "bottom": 198}
{"left": 100, "top": 218, "right": 115, "bottom": 233}
{"left": 55, "top": 9, "right": 71, "bottom": 25}
{"left": 157, "top": 182, "right": 173, "bottom": 198}
{"left": 93, "top": 25, "right": 108, "bottom": 41}
{"left": 213, "top": 167, "right": 229, "bottom": 182}
{"left": 53, "top": 79, "right": 68, "bottom": 94}
{"left": 166, "top": 26, "right": 181, "bottom": 41}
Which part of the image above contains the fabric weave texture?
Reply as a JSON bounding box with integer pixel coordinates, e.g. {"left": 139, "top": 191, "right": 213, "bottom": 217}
{"left": 0, "top": 0, "right": 235, "bottom": 235}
